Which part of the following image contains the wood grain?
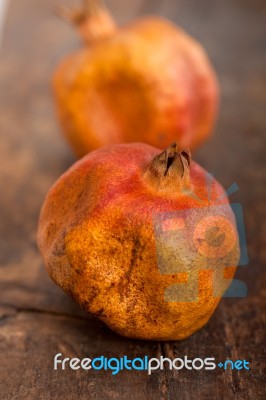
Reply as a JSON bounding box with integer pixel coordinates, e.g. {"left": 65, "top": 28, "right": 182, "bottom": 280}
{"left": 0, "top": 0, "right": 265, "bottom": 399}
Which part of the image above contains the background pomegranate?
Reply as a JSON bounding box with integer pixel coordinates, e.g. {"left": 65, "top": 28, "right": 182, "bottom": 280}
{"left": 53, "top": 0, "right": 219, "bottom": 157}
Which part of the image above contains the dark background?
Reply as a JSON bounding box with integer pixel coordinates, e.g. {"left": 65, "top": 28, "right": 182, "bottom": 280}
{"left": 0, "top": 0, "right": 265, "bottom": 399}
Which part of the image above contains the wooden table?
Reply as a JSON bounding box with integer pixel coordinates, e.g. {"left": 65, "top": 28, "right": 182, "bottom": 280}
{"left": 0, "top": 0, "right": 265, "bottom": 398}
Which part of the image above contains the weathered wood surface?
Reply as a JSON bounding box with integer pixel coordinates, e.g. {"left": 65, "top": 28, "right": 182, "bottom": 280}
{"left": 0, "top": 0, "right": 265, "bottom": 399}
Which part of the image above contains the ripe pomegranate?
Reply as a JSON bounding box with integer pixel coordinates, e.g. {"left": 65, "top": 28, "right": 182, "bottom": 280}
{"left": 53, "top": 0, "right": 219, "bottom": 157}
{"left": 38, "top": 143, "right": 239, "bottom": 340}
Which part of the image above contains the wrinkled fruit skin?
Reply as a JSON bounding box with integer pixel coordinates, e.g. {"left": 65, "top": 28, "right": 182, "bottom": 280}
{"left": 54, "top": 18, "right": 219, "bottom": 157}
{"left": 38, "top": 143, "right": 239, "bottom": 340}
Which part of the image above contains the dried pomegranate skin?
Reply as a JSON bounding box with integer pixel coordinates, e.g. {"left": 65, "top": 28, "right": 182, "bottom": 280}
{"left": 38, "top": 143, "right": 239, "bottom": 340}
{"left": 54, "top": 14, "right": 219, "bottom": 157}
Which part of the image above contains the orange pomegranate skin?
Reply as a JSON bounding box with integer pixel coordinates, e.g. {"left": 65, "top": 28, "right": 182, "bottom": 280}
{"left": 37, "top": 143, "right": 238, "bottom": 340}
{"left": 54, "top": 7, "right": 219, "bottom": 157}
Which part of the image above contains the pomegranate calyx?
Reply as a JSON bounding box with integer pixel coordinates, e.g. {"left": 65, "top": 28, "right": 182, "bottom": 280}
{"left": 58, "top": 0, "right": 117, "bottom": 44}
{"left": 143, "top": 143, "right": 191, "bottom": 195}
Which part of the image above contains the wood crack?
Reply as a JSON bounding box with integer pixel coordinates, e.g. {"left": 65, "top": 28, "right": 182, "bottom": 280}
{"left": 0, "top": 302, "right": 91, "bottom": 323}
{"left": 159, "top": 342, "right": 170, "bottom": 400}
{"left": 221, "top": 307, "right": 242, "bottom": 396}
